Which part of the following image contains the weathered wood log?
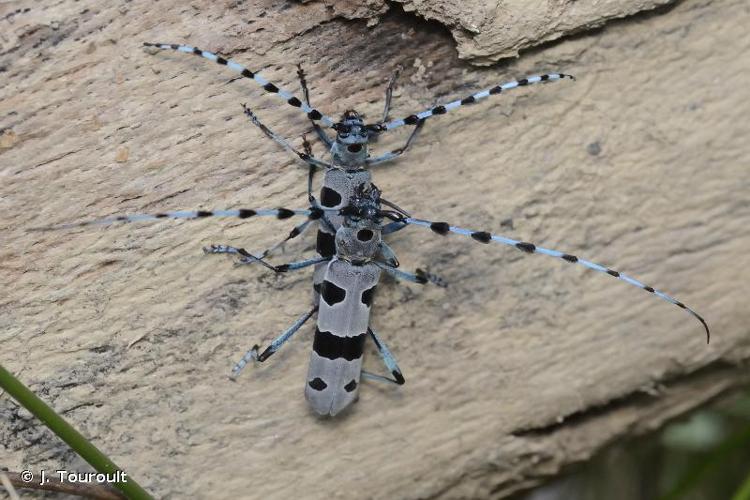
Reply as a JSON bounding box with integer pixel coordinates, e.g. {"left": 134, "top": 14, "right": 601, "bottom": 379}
{"left": 2, "top": 0, "right": 748, "bottom": 498}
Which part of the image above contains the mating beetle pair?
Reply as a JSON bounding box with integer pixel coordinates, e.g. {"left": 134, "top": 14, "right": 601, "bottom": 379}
{"left": 38, "top": 42, "right": 707, "bottom": 416}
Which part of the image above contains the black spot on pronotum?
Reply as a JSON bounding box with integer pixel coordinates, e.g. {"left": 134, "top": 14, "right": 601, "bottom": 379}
{"left": 347, "top": 143, "right": 363, "bottom": 153}
{"left": 562, "top": 254, "right": 578, "bottom": 262}
{"left": 607, "top": 269, "right": 620, "bottom": 277}
{"left": 516, "top": 242, "right": 536, "bottom": 253}
{"left": 308, "top": 110, "right": 322, "bottom": 120}
{"left": 238, "top": 209, "right": 256, "bottom": 219}
{"left": 461, "top": 96, "right": 476, "bottom": 105}
{"left": 357, "top": 229, "right": 373, "bottom": 242}
{"left": 263, "top": 83, "right": 279, "bottom": 93}
{"left": 644, "top": 286, "right": 655, "bottom": 293}
{"left": 361, "top": 285, "right": 376, "bottom": 306}
{"left": 338, "top": 205, "right": 357, "bottom": 217}
{"left": 518, "top": 78, "right": 529, "bottom": 86}
{"left": 313, "top": 329, "right": 366, "bottom": 361}
{"left": 216, "top": 56, "right": 228, "bottom": 65}
{"left": 430, "top": 222, "right": 450, "bottom": 235}
{"left": 344, "top": 380, "right": 358, "bottom": 392}
{"left": 404, "top": 115, "right": 420, "bottom": 125}
{"left": 317, "top": 231, "right": 336, "bottom": 258}
{"left": 489, "top": 86, "right": 502, "bottom": 95}
{"left": 308, "top": 378, "right": 327, "bottom": 391}
{"left": 196, "top": 211, "right": 212, "bottom": 217}
{"left": 471, "top": 231, "right": 492, "bottom": 243}
{"left": 321, "top": 280, "right": 346, "bottom": 306}
{"left": 320, "top": 187, "right": 342, "bottom": 208}
{"left": 432, "top": 105, "right": 447, "bottom": 115}
{"left": 276, "top": 208, "right": 295, "bottom": 219}
{"left": 287, "top": 97, "right": 301, "bottom": 107}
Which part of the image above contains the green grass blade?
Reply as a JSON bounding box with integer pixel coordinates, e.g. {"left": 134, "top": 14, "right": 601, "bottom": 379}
{"left": 0, "top": 364, "right": 153, "bottom": 500}
{"left": 732, "top": 470, "right": 750, "bottom": 500}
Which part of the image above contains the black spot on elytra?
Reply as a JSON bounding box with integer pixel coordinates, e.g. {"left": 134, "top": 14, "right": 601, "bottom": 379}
{"left": 321, "top": 280, "right": 346, "bottom": 306}
{"left": 562, "top": 254, "right": 578, "bottom": 262}
{"left": 320, "top": 187, "right": 342, "bottom": 208}
{"left": 361, "top": 285, "right": 376, "bottom": 307}
{"left": 430, "top": 222, "right": 450, "bottom": 235}
{"left": 287, "top": 97, "right": 301, "bottom": 107}
{"left": 516, "top": 242, "right": 536, "bottom": 253}
{"left": 317, "top": 231, "right": 336, "bottom": 258}
{"left": 276, "top": 208, "right": 295, "bottom": 219}
{"left": 238, "top": 209, "right": 256, "bottom": 219}
{"left": 308, "top": 378, "right": 327, "bottom": 391}
{"left": 404, "top": 115, "right": 420, "bottom": 125}
{"left": 461, "top": 96, "right": 476, "bottom": 105}
{"left": 344, "top": 380, "right": 358, "bottom": 392}
{"left": 313, "top": 329, "right": 366, "bottom": 361}
{"left": 263, "top": 83, "right": 279, "bottom": 93}
{"left": 471, "top": 231, "right": 491, "bottom": 243}
{"left": 357, "top": 229, "right": 373, "bottom": 242}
